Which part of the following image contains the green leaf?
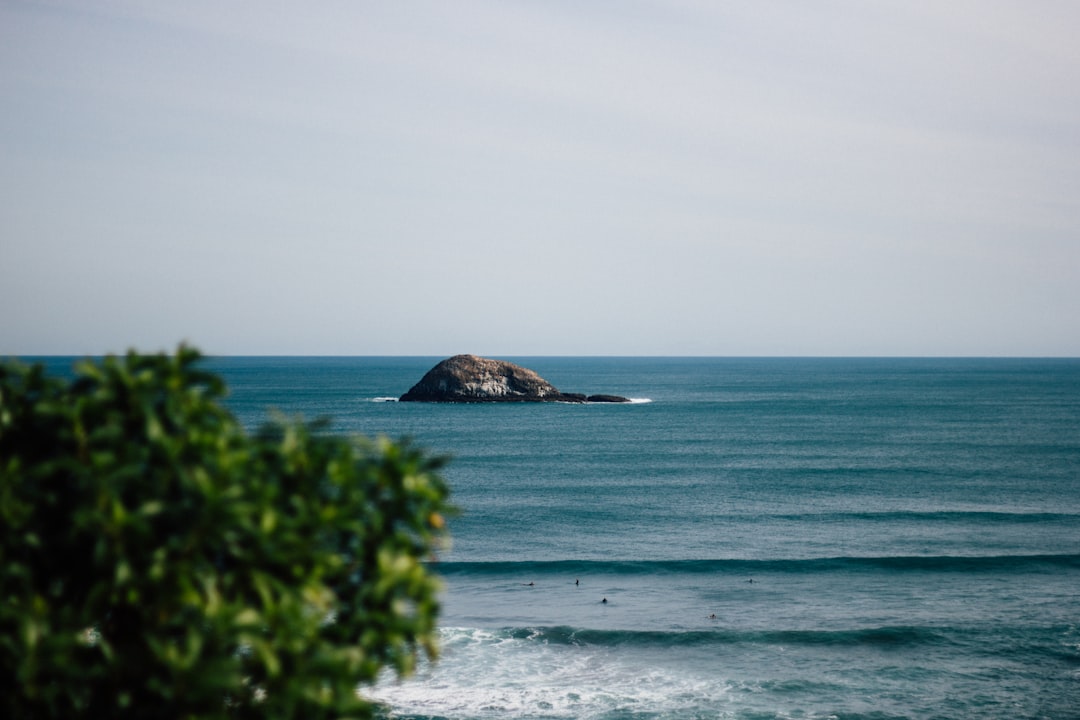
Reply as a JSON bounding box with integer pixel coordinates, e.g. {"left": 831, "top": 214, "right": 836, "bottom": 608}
{"left": 0, "top": 347, "right": 454, "bottom": 719}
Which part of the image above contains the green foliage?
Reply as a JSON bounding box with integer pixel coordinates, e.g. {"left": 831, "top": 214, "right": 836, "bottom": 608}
{"left": 0, "top": 347, "right": 452, "bottom": 719}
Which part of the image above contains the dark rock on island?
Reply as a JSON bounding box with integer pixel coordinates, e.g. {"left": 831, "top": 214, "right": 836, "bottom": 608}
{"left": 399, "top": 355, "right": 631, "bottom": 403}
{"left": 583, "top": 394, "right": 631, "bottom": 403}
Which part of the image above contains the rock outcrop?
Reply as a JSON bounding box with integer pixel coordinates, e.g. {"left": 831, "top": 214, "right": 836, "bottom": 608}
{"left": 398, "top": 355, "right": 630, "bottom": 403}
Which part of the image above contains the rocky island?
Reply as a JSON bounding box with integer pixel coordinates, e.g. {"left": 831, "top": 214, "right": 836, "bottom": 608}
{"left": 399, "top": 355, "right": 630, "bottom": 403}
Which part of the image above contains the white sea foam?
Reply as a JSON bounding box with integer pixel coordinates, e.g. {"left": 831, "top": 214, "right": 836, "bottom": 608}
{"left": 370, "top": 397, "right": 399, "bottom": 402}
{"left": 367, "top": 627, "right": 730, "bottom": 719}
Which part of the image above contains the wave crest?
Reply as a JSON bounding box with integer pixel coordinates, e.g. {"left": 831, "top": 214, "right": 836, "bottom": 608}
{"left": 431, "top": 553, "right": 1080, "bottom": 577}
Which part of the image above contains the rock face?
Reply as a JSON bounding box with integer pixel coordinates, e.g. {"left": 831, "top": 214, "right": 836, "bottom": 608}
{"left": 399, "top": 355, "right": 630, "bottom": 403}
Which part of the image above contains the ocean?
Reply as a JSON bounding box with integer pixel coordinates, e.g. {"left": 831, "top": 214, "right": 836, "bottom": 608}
{"left": 44, "top": 356, "right": 1080, "bottom": 718}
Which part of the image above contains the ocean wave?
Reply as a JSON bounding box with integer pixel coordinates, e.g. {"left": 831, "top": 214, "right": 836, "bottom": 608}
{"left": 430, "top": 553, "right": 1080, "bottom": 577}
{"left": 370, "top": 623, "right": 1080, "bottom": 720}
{"left": 370, "top": 397, "right": 399, "bottom": 402}
{"left": 769, "top": 510, "right": 1080, "bottom": 524}
{"left": 369, "top": 626, "right": 739, "bottom": 719}
{"left": 502, "top": 624, "right": 951, "bottom": 650}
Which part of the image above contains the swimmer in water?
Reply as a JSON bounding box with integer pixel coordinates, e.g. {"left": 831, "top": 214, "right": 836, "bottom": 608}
{"left": 601, "top": 597, "right": 607, "bottom": 604}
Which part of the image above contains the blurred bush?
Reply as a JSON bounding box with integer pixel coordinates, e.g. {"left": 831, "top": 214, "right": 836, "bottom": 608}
{"left": 0, "top": 346, "right": 451, "bottom": 719}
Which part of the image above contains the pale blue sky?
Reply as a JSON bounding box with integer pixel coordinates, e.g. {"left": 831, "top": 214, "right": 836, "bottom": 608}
{"left": 3, "top": 1, "right": 1079, "bottom": 356}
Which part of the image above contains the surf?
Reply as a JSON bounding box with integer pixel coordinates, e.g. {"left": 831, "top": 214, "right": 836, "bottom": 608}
{"left": 430, "top": 553, "right": 1080, "bottom": 578}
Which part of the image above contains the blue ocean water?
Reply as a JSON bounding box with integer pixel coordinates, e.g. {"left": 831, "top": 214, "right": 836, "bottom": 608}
{"left": 38, "top": 356, "right": 1080, "bottom": 718}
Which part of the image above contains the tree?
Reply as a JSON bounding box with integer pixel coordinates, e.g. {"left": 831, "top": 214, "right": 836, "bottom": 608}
{"left": 0, "top": 347, "right": 452, "bottom": 719}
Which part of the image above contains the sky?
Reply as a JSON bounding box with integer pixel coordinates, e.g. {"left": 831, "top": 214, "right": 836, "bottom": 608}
{"left": 2, "top": 1, "right": 1079, "bottom": 357}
